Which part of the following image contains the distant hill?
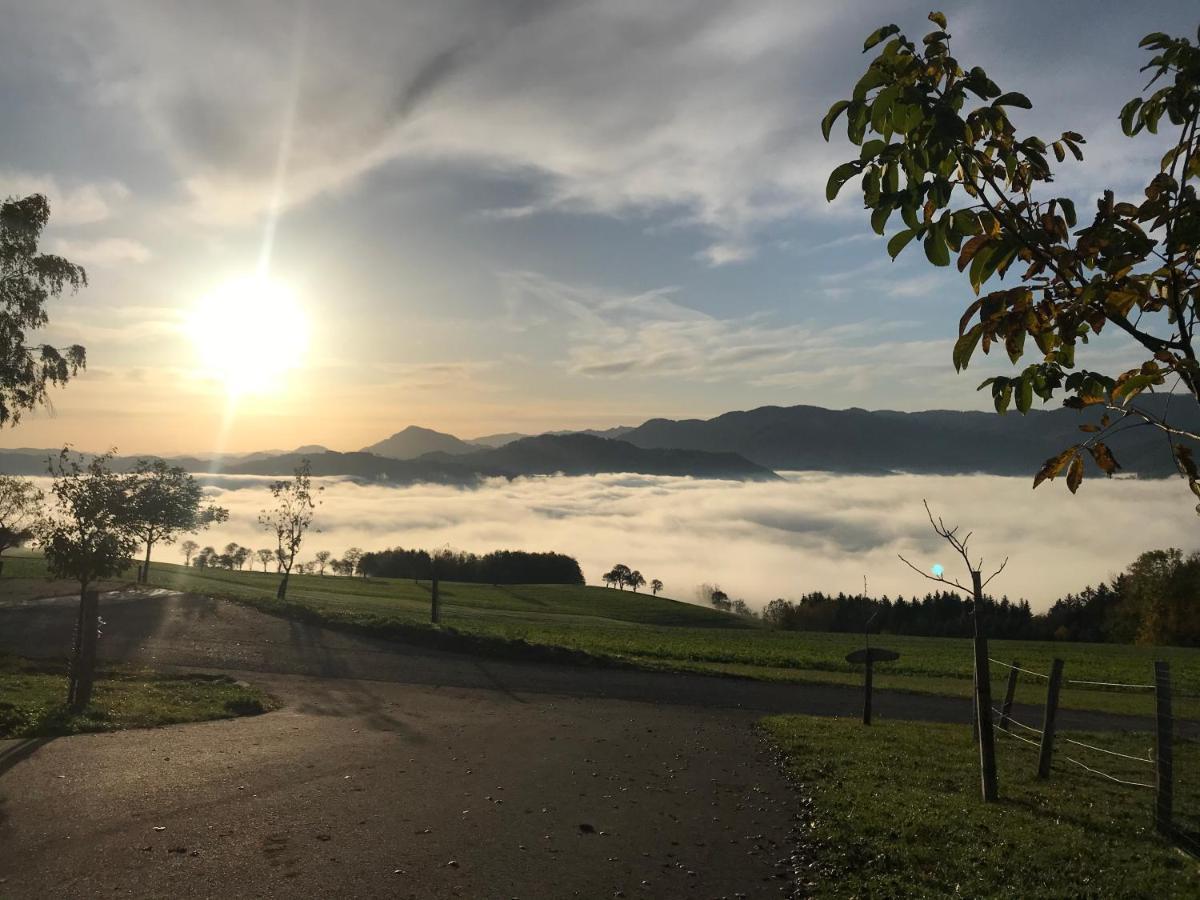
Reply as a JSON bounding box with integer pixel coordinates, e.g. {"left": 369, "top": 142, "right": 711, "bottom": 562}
{"left": 360, "top": 425, "right": 480, "bottom": 459}
{"left": 445, "top": 433, "right": 776, "bottom": 480}
{"left": 621, "top": 397, "right": 1199, "bottom": 478}
{"left": 472, "top": 426, "right": 633, "bottom": 448}
{"left": 0, "top": 434, "right": 774, "bottom": 484}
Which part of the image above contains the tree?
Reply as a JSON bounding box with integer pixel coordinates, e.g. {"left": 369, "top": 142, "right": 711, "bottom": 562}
{"left": 36, "top": 449, "right": 138, "bottom": 711}
{"left": 0, "top": 474, "right": 42, "bottom": 576}
{"left": 342, "top": 546, "right": 363, "bottom": 577}
{"left": 610, "top": 563, "right": 631, "bottom": 589}
{"left": 730, "top": 598, "right": 754, "bottom": 617}
{"left": 627, "top": 570, "right": 646, "bottom": 592}
{"left": 0, "top": 194, "right": 88, "bottom": 427}
{"left": 258, "top": 460, "right": 321, "bottom": 600}
{"left": 709, "top": 589, "right": 731, "bottom": 612}
{"left": 180, "top": 539, "right": 200, "bottom": 566}
{"left": 127, "top": 458, "right": 227, "bottom": 583}
{"left": 233, "top": 545, "right": 252, "bottom": 570}
{"left": 256, "top": 548, "right": 274, "bottom": 572}
{"left": 195, "top": 545, "right": 216, "bottom": 568}
{"left": 314, "top": 550, "right": 332, "bottom": 575}
{"left": 651, "top": 578, "right": 663, "bottom": 596}
{"left": 826, "top": 15, "right": 1200, "bottom": 504}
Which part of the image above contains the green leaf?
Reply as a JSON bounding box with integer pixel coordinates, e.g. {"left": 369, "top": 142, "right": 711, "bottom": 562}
{"left": 994, "top": 380, "right": 1013, "bottom": 414}
{"left": 821, "top": 100, "right": 852, "bottom": 141}
{"left": 863, "top": 24, "right": 900, "bottom": 53}
{"left": 1059, "top": 198, "right": 1076, "bottom": 228}
{"left": 870, "top": 84, "right": 899, "bottom": 133}
{"left": 952, "top": 323, "right": 983, "bottom": 371}
{"left": 1016, "top": 375, "right": 1033, "bottom": 413}
{"left": 825, "top": 161, "right": 863, "bottom": 202}
{"left": 870, "top": 204, "right": 892, "bottom": 235}
{"left": 1119, "top": 97, "right": 1143, "bottom": 136}
{"left": 993, "top": 92, "right": 1032, "bottom": 110}
{"left": 923, "top": 227, "right": 950, "bottom": 267}
{"left": 1004, "top": 329, "right": 1026, "bottom": 364}
{"left": 886, "top": 228, "right": 917, "bottom": 259}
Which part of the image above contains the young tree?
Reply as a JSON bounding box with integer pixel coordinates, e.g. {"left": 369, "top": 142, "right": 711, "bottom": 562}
{"left": 314, "top": 549, "right": 332, "bottom": 575}
{"left": 826, "top": 16, "right": 1200, "bottom": 503}
{"left": 0, "top": 194, "right": 88, "bottom": 427}
{"left": 259, "top": 460, "right": 321, "bottom": 600}
{"left": 650, "top": 578, "right": 663, "bottom": 596}
{"left": 0, "top": 474, "right": 42, "bottom": 576}
{"left": 127, "top": 458, "right": 227, "bottom": 583}
{"left": 256, "top": 548, "right": 274, "bottom": 572}
{"left": 37, "top": 450, "right": 138, "bottom": 711}
{"left": 179, "top": 539, "right": 200, "bottom": 566}
{"left": 627, "top": 570, "right": 646, "bottom": 592}
{"left": 341, "top": 546, "right": 363, "bottom": 577}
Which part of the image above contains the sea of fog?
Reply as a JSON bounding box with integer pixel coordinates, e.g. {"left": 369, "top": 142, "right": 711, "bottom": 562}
{"left": 48, "top": 471, "right": 1200, "bottom": 612}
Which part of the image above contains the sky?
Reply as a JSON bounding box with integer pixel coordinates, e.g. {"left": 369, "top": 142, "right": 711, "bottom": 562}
{"left": 2, "top": 0, "right": 1197, "bottom": 454}
{"left": 23, "top": 471, "right": 1190, "bottom": 611}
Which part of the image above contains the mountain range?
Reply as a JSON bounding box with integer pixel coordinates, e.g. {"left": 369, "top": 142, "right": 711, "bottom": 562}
{"left": 2, "top": 398, "right": 1194, "bottom": 483}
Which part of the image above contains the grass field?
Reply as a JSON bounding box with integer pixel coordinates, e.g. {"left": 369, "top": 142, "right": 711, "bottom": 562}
{"left": 762, "top": 715, "right": 1199, "bottom": 897}
{"left": 4, "top": 551, "right": 1198, "bottom": 718}
{"left": 0, "top": 652, "right": 276, "bottom": 739}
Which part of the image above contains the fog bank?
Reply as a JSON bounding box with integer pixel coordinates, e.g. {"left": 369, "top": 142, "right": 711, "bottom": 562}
{"left": 131, "top": 472, "right": 1200, "bottom": 611}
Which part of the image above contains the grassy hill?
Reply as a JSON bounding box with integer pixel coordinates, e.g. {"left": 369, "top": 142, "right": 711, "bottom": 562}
{"left": 4, "top": 552, "right": 1197, "bottom": 718}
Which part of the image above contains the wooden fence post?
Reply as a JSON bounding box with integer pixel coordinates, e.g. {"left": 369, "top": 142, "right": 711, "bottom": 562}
{"left": 1037, "top": 658, "right": 1064, "bottom": 779}
{"left": 430, "top": 569, "right": 440, "bottom": 624}
{"left": 1154, "top": 661, "right": 1173, "bottom": 835}
{"left": 863, "top": 659, "right": 873, "bottom": 725}
{"left": 999, "top": 661, "right": 1019, "bottom": 733}
{"left": 971, "top": 570, "right": 998, "bottom": 803}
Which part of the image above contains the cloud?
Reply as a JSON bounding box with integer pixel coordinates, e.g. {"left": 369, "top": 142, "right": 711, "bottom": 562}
{"left": 500, "top": 269, "right": 935, "bottom": 390}
{"left": 0, "top": 172, "right": 130, "bottom": 226}
{"left": 65, "top": 469, "right": 1196, "bottom": 612}
{"left": 51, "top": 237, "right": 151, "bottom": 267}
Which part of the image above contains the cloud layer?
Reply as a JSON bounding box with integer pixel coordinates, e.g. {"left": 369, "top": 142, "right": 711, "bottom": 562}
{"left": 125, "top": 471, "right": 1200, "bottom": 613}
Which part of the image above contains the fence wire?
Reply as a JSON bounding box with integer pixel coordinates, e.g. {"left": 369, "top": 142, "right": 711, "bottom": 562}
{"left": 1061, "top": 737, "right": 1153, "bottom": 765}
{"left": 988, "top": 658, "right": 1049, "bottom": 679}
{"left": 1060, "top": 753, "right": 1155, "bottom": 789}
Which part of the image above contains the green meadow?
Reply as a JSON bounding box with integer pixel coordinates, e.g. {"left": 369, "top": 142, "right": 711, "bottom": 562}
{"left": 3, "top": 551, "right": 1198, "bottom": 719}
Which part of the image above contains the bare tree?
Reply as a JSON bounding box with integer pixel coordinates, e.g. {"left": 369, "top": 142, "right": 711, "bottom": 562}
{"left": 179, "top": 539, "right": 200, "bottom": 566}
{"left": 898, "top": 500, "right": 1008, "bottom": 803}
{"left": 258, "top": 460, "right": 321, "bottom": 601}
{"left": 650, "top": 578, "right": 663, "bottom": 596}
{"left": 256, "top": 548, "right": 274, "bottom": 572}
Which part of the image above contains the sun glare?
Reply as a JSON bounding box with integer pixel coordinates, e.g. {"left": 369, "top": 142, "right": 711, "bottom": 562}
{"left": 187, "top": 276, "right": 309, "bottom": 395}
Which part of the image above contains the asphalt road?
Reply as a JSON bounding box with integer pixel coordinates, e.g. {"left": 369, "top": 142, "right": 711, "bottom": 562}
{"left": 0, "top": 591, "right": 1176, "bottom": 898}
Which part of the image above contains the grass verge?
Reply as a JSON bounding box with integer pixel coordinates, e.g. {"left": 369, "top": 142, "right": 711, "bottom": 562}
{"left": 0, "top": 653, "right": 277, "bottom": 739}
{"left": 761, "top": 714, "right": 1199, "bottom": 898}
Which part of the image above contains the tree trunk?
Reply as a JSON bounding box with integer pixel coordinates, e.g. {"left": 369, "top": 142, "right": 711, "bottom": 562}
{"left": 277, "top": 571, "right": 290, "bottom": 601}
{"left": 431, "top": 570, "right": 440, "bottom": 624}
{"left": 68, "top": 587, "right": 100, "bottom": 712}
{"left": 141, "top": 539, "right": 153, "bottom": 584}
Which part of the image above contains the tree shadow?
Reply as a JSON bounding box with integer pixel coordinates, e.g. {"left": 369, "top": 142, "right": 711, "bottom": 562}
{"left": 0, "top": 737, "right": 54, "bottom": 779}
{"left": 286, "top": 678, "right": 429, "bottom": 741}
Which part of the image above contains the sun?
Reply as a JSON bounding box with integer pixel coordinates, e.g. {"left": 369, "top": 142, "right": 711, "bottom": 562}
{"left": 187, "top": 275, "right": 309, "bottom": 395}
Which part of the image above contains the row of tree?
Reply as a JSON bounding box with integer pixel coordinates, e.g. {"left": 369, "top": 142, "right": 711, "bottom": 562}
{"left": 357, "top": 546, "right": 584, "bottom": 585}
{"left": 758, "top": 548, "right": 1200, "bottom": 646}
{"left": 183, "top": 541, "right": 364, "bottom": 577}
{"left": 601, "top": 563, "right": 662, "bottom": 594}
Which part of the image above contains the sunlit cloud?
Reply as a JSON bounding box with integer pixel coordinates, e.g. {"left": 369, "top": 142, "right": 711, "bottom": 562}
{"left": 55, "top": 470, "right": 1193, "bottom": 613}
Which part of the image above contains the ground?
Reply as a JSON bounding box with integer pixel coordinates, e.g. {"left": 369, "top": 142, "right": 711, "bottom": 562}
{"left": 1, "top": 585, "right": 1196, "bottom": 897}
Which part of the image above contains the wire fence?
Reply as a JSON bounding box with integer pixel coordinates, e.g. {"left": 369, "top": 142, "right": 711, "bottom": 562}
{"left": 980, "top": 655, "right": 1195, "bottom": 856}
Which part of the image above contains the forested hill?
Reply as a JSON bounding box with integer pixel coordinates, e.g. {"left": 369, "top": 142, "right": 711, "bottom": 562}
{"left": 0, "top": 434, "right": 775, "bottom": 483}
{"left": 621, "top": 395, "right": 1199, "bottom": 477}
